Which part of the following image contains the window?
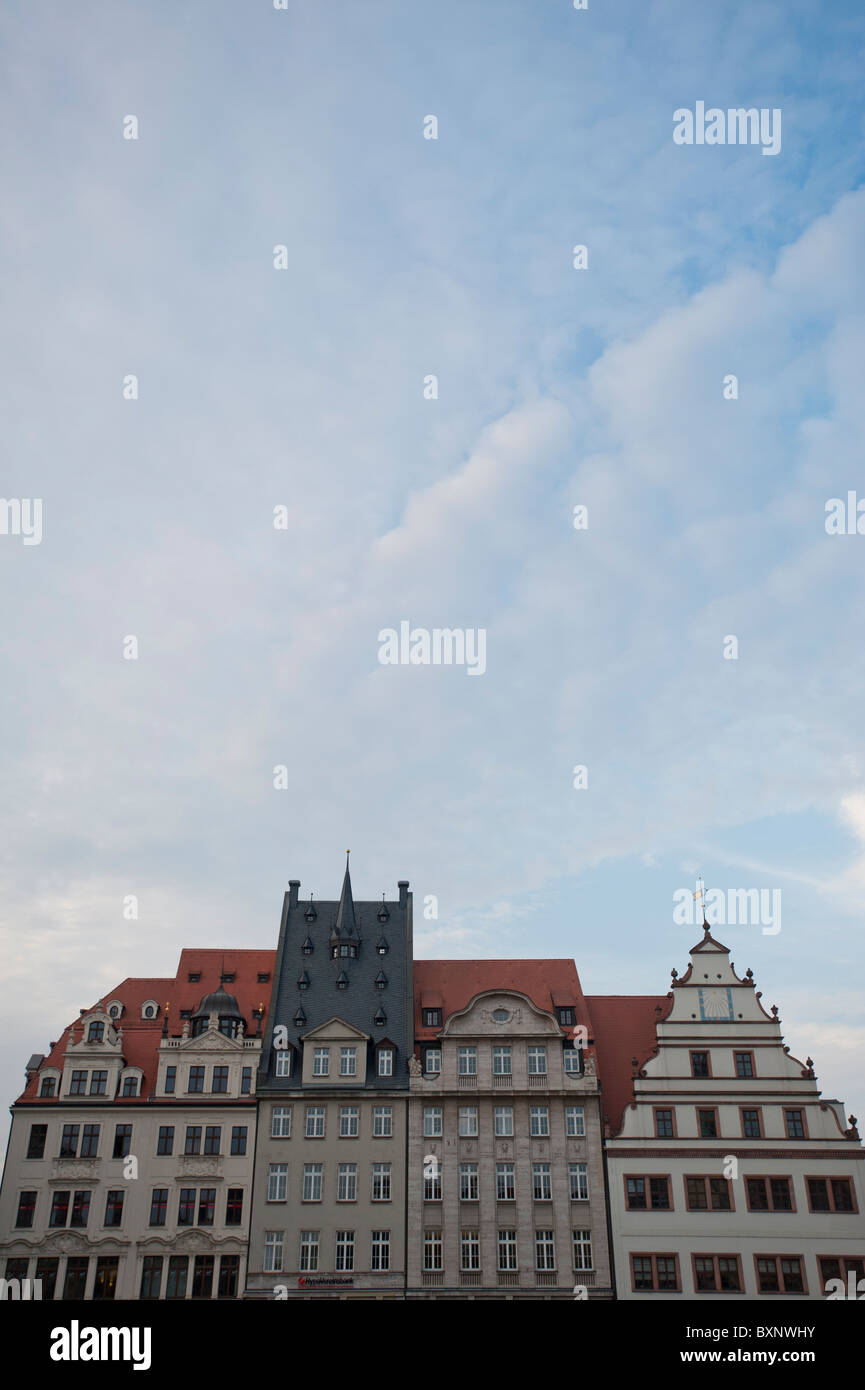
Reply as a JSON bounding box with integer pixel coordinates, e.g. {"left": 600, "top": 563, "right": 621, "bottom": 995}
{"left": 563, "top": 1048, "right": 582, "bottom": 1074}
{"left": 566, "top": 1105, "right": 586, "bottom": 1137}
{"left": 371, "top": 1230, "right": 390, "bottom": 1271}
{"left": 164, "top": 1066, "right": 176, "bottom": 1094}
{"left": 241, "top": 1066, "right": 253, "bottom": 1093}
{"left": 63, "top": 1258, "right": 89, "bottom": 1300}
{"left": 87, "top": 1021, "right": 104, "bottom": 1042}
{"left": 226, "top": 1189, "right": 243, "bottom": 1225}
{"left": 339, "top": 1106, "right": 359, "bottom": 1138}
{"left": 204, "top": 1125, "right": 221, "bottom": 1156}
{"left": 493, "top": 1046, "right": 511, "bottom": 1075}
{"left": 197, "top": 1188, "right": 216, "bottom": 1226}
{"left": 26, "top": 1125, "right": 47, "bottom": 1160}
{"left": 39, "top": 1076, "right": 57, "bottom": 1097}
{"left": 807, "top": 1177, "right": 856, "bottom": 1213}
{"left": 185, "top": 1126, "right": 202, "bottom": 1155}
{"left": 693, "top": 1254, "right": 742, "bottom": 1293}
{"left": 533, "top": 1163, "right": 552, "bottom": 1201}
{"left": 299, "top": 1231, "right": 319, "bottom": 1272}
{"left": 460, "top": 1229, "right": 480, "bottom": 1271}
{"left": 305, "top": 1106, "right": 325, "bottom": 1139}
{"left": 60, "top": 1123, "right": 79, "bottom": 1157}
{"left": 697, "top": 1108, "right": 719, "bottom": 1138}
{"left": 15, "top": 1192, "right": 36, "bottom": 1228}
{"left": 91, "top": 1255, "right": 118, "bottom": 1301}
{"left": 685, "top": 1176, "right": 732, "bottom": 1211}
{"left": 70, "top": 1070, "right": 87, "bottom": 1096}
{"left": 89, "top": 1070, "right": 108, "bottom": 1096}
{"left": 211, "top": 1066, "right": 229, "bottom": 1094}
{"left": 178, "top": 1189, "right": 196, "bottom": 1225}
{"left": 458, "top": 1047, "right": 477, "bottom": 1075}
{"left": 104, "top": 1190, "right": 124, "bottom": 1227}
{"left": 424, "top": 1165, "right": 442, "bottom": 1201}
{"left": 49, "top": 1191, "right": 70, "bottom": 1227}
{"left": 149, "top": 1189, "right": 168, "bottom": 1227}
{"left": 188, "top": 972, "right": 201, "bottom": 983}
{"left": 625, "top": 1176, "right": 671, "bottom": 1210}
{"left": 229, "top": 1125, "right": 247, "bottom": 1156}
{"left": 337, "top": 1163, "right": 358, "bottom": 1202}
{"left": 157, "top": 1125, "right": 174, "bottom": 1156}
{"left": 268, "top": 1164, "right": 288, "bottom": 1202}
{"left": 140, "top": 1256, "right": 163, "bottom": 1300}
{"left": 121, "top": 1075, "right": 139, "bottom": 1098}
{"left": 423, "top": 1230, "right": 443, "bottom": 1271}
{"left": 112, "top": 1124, "right": 132, "bottom": 1159}
{"left": 218, "top": 1254, "right": 240, "bottom": 1299}
{"left": 424, "top": 1106, "right": 443, "bottom": 1138}
{"left": 756, "top": 1255, "right": 805, "bottom": 1294}
{"left": 70, "top": 1190, "right": 90, "bottom": 1227}
{"left": 264, "top": 1232, "right": 284, "bottom": 1273}
{"left": 568, "top": 1162, "right": 589, "bottom": 1201}
{"left": 528, "top": 1046, "right": 547, "bottom": 1076}
{"left": 80, "top": 1124, "right": 100, "bottom": 1158}
{"left": 339, "top": 1047, "right": 357, "bottom": 1077}
{"left": 530, "top": 1105, "right": 549, "bottom": 1137}
{"left": 494, "top": 1106, "right": 514, "bottom": 1137}
{"left": 423, "top": 1009, "right": 442, "bottom": 1028}
{"left": 690, "top": 1050, "right": 710, "bottom": 1078}
{"left": 735, "top": 1051, "right": 755, "bottom": 1078}
{"left": 819, "top": 1256, "right": 865, "bottom": 1288}
{"left": 785, "top": 1109, "right": 806, "bottom": 1139}
{"left": 373, "top": 1106, "right": 393, "bottom": 1137}
{"left": 166, "top": 1255, "right": 189, "bottom": 1298}
{"left": 746, "top": 1177, "right": 793, "bottom": 1212}
{"left": 572, "top": 1230, "right": 593, "bottom": 1271}
{"left": 498, "top": 1230, "right": 518, "bottom": 1271}
{"left": 378, "top": 1048, "right": 394, "bottom": 1077}
{"left": 302, "top": 1164, "right": 323, "bottom": 1202}
{"left": 371, "top": 1162, "right": 392, "bottom": 1202}
{"left": 535, "top": 1230, "right": 556, "bottom": 1271}
{"left": 460, "top": 1163, "right": 479, "bottom": 1201}
{"left": 557, "top": 1007, "right": 575, "bottom": 1026}
{"left": 654, "top": 1109, "right": 674, "bottom": 1138}
{"left": 191, "top": 1255, "right": 214, "bottom": 1299}
{"left": 275, "top": 1051, "right": 292, "bottom": 1077}
{"left": 335, "top": 1231, "right": 355, "bottom": 1271}
{"left": 271, "top": 1106, "right": 292, "bottom": 1140}
{"left": 34, "top": 1258, "right": 58, "bottom": 1299}
{"left": 459, "top": 1105, "right": 479, "bottom": 1137}
{"left": 631, "top": 1254, "right": 680, "bottom": 1292}
{"left": 424, "top": 1049, "right": 441, "bottom": 1075}
{"left": 189, "top": 1066, "right": 205, "bottom": 1093}
{"left": 496, "top": 1163, "right": 515, "bottom": 1201}
{"left": 741, "top": 1109, "right": 762, "bottom": 1139}
{"left": 258, "top": 971, "right": 270, "bottom": 982}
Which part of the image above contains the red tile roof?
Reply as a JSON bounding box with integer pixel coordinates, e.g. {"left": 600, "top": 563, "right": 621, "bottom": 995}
{"left": 586, "top": 993, "right": 672, "bottom": 1136}
{"left": 413, "top": 959, "right": 594, "bottom": 1047}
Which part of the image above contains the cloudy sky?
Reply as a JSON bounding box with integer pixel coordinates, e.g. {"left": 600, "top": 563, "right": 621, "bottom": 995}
{"left": 2, "top": 0, "right": 865, "bottom": 1137}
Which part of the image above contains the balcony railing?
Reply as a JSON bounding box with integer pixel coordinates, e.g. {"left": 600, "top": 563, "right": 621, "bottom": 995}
{"left": 459, "top": 1272, "right": 482, "bottom": 1286}
{"left": 422, "top": 1272, "right": 444, "bottom": 1287}
{"left": 535, "top": 1271, "right": 558, "bottom": 1287}
{"left": 528, "top": 1074, "right": 549, "bottom": 1087}
{"left": 497, "top": 1272, "right": 519, "bottom": 1287}
{"left": 492, "top": 1074, "right": 512, "bottom": 1087}
{"left": 457, "top": 1074, "right": 477, "bottom": 1087}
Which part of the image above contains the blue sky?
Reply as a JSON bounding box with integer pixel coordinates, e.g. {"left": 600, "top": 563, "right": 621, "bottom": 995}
{"left": 2, "top": 0, "right": 865, "bottom": 1133}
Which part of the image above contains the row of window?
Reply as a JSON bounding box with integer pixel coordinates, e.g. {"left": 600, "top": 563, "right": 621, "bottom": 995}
{"left": 1, "top": 1254, "right": 240, "bottom": 1300}
{"left": 267, "top": 1162, "right": 393, "bottom": 1203}
{"left": 39, "top": 1064, "right": 255, "bottom": 1099}
{"left": 652, "top": 1106, "right": 812, "bottom": 1140}
{"left": 421, "top": 1007, "right": 576, "bottom": 1029}
{"left": 630, "top": 1252, "right": 864, "bottom": 1295}
{"left": 31, "top": 1121, "right": 249, "bottom": 1160}
{"left": 15, "top": 1185, "right": 245, "bottom": 1231}
{"left": 624, "top": 1174, "right": 857, "bottom": 1215}
{"left": 420, "top": 1228, "right": 593, "bottom": 1273}
{"left": 16, "top": 1189, "right": 126, "bottom": 1229}
{"left": 421, "top": 1044, "right": 582, "bottom": 1076}
{"left": 307, "top": 1046, "right": 394, "bottom": 1078}
{"left": 423, "top": 1103, "right": 586, "bottom": 1138}
{"left": 687, "top": 1050, "right": 765, "bottom": 1078}
{"left": 263, "top": 1229, "right": 393, "bottom": 1273}
{"left": 422, "top": 1161, "right": 589, "bottom": 1203}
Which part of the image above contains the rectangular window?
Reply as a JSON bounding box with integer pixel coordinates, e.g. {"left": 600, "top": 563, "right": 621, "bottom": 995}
{"left": 458, "top": 1047, "right": 477, "bottom": 1075}
{"left": 568, "top": 1162, "right": 589, "bottom": 1202}
{"left": 263, "top": 1232, "right": 284, "bottom": 1273}
{"left": 335, "top": 1230, "right": 355, "bottom": 1271}
{"left": 299, "top": 1231, "right": 319, "bottom": 1272}
{"left": 313, "top": 1047, "right": 330, "bottom": 1076}
{"left": 191, "top": 1255, "right": 214, "bottom": 1299}
{"left": 70, "top": 1070, "right": 87, "bottom": 1095}
{"left": 268, "top": 1164, "right": 288, "bottom": 1202}
{"left": 35, "top": 1257, "right": 59, "bottom": 1300}
{"left": 112, "top": 1124, "right": 132, "bottom": 1159}
{"left": 39, "top": 1077, "right": 57, "bottom": 1097}
{"left": 371, "top": 1230, "right": 390, "bottom": 1271}
{"left": 690, "top": 1051, "right": 710, "bottom": 1078}
{"left": 275, "top": 1051, "right": 292, "bottom": 1077}
{"left": 230, "top": 1125, "right": 247, "bottom": 1156}
{"left": 423, "top": 1230, "right": 443, "bottom": 1271}
{"left": 157, "top": 1125, "right": 174, "bottom": 1156}
{"left": 212, "top": 1066, "right": 229, "bottom": 1093}
{"left": 423, "top": 1009, "right": 442, "bottom": 1028}
{"left": 496, "top": 1163, "right": 515, "bottom": 1201}
{"left": 140, "top": 1256, "right": 163, "bottom": 1300}
{"left": 166, "top": 1255, "right": 189, "bottom": 1298}
{"left": 528, "top": 1046, "right": 547, "bottom": 1076}
{"left": 63, "top": 1258, "right": 89, "bottom": 1300}
{"left": 80, "top": 1124, "right": 100, "bottom": 1158}
{"left": 557, "top": 1007, "right": 575, "bottom": 1026}
{"left": 533, "top": 1163, "right": 552, "bottom": 1201}
{"left": 530, "top": 1105, "right": 549, "bottom": 1137}
{"left": 121, "top": 1076, "right": 138, "bottom": 1097}
{"left": 424, "top": 1049, "right": 441, "bottom": 1075}
{"left": 632, "top": 1253, "right": 680, "bottom": 1292}
{"left": 198, "top": 1189, "right": 216, "bottom": 1226}
{"left": 178, "top": 1188, "right": 196, "bottom": 1225}
{"left": 697, "top": 1108, "right": 718, "bottom": 1138}
{"left": 819, "top": 1256, "right": 865, "bottom": 1288}
{"left": 686, "top": 1176, "right": 732, "bottom": 1211}
{"left": 305, "top": 1106, "right": 325, "bottom": 1139}
{"left": 50, "top": 1190, "right": 70, "bottom": 1227}
{"left": 241, "top": 1066, "right": 253, "bottom": 1093}
{"left": 494, "top": 1106, "right": 514, "bottom": 1137}
{"left": 185, "top": 1125, "right": 202, "bottom": 1155}
{"left": 460, "top": 1229, "right": 480, "bottom": 1271}
{"left": 742, "top": 1109, "right": 762, "bottom": 1139}
{"left": 204, "top": 1125, "right": 221, "bottom": 1155}
{"left": 807, "top": 1177, "right": 856, "bottom": 1213}
{"left": 15, "top": 1192, "right": 37, "bottom": 1228}
{"left": 498, "top": 1230, "right": 518, "bottom": 1271}
{"left": 460, "top": 1163, "right": 479, "bottom": 1201}
{"left": 70, "top": 1190, "right": 90, "bottom": 1228}
{"left": 373, "top": 1106, "right": 393, "bottom": 1137}
{"left": 563, "top": 1048, "right": 582, "bottom": 1074}
{"left": 372, "top": 1163, "right": 392, "bottom": 1202}
{"left": 226, "top": 1188, "right": 243, "bottom": 1225}
{"left": 302, "top": 1164, "right": 323, "bottom": 1202}
{"left": 493, "top": 1046, "right": 512, "bottom": 1075}
{"left": 104, "top": 1190, "right": 124, "bottom": 1227}
{"left": 756, "top": 1255, "right": 805, "bottom": 1294}
{"left": 378, "top": 1048, "right": 393, "bottom": 1077}
{"left": 89, "top": 1070, "right": 108, "bottom": 1096}
{"left": 60, "top": 1124, "right": 79, "bottom": 1157}
{"left": 149, "top": 1189, "right": 168, "bottom": 1226}
{"left": 424, "top": 1166, "right": 442, "bottom": 1201}
{"left": 572, "top": 1229, "right": 593, "bottom": 1270}
{"left": 785, "top": 1109, "right": 805, "bottom": 1139}
{"left": 459, "top": 1105, "right": 479, "bottom": 1137}
{"left": 734, "top": 1051, "right": 754, "bottom": 1078}
{"left": 272, "top": 1107, "right": 292, "bottom": 1139}
{"left": 693, "top": 1254, "right": 742, "bottom": 1293}
{"left": 337, "top": 1163, "right": 357, "bottom": 1202}
{"left": 339, "top": 1106, "right": 359, "bottom": 1138}
{"left": 566, "top": 1105, "right": 586, "bottom": 1137}
{"left": 93, "top": 1256, "right": 119, "bottom": 1301}
{"left": 189, "top": 1066, "right": 205, "bottom": 1093}
{"left": 654, "top": 1109, "right": 674, "bottom": 1138}
{"left": 339, "top": 1047, "right": 357, "bottom": 1077}
{"left": 164, "top": 1065, "right": 176, "bottom": 1094}
{"left": 26, "top": 1125, "right": 47, "bottom": 1160}
{"left": 535, "top": 1229, "right": 556, "bottom": 1271}
{"left": 746, "top": 1176, "right": 793, "bottom": 1212}
{"left": 424, "top": 1106, "right": 443, "bottom": 1137}
{"left": 218, "top": 1254, "right": 240, "bottom": 1298}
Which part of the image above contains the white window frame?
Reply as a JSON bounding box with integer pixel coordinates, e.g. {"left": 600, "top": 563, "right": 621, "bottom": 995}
{"left": 377, "top": 1048, "right": 393, "bottom": 1077}
{"left": 423, "top": 1229, "right": 443, "bottom": 1271}
{"left": 313, "top": 1047, "right": 330, "bottom": 1077}
{"left": 267, "top": 1163, "right": 288, "bottom": 1202}
{"left": 423, "top": 1106, "right": 443, "bottom": 1138}
{"left": 530, "top": 1105, "right": 550, "bottom": 1137}
{"left": 459, "top": 1163, "right": 479, "bottom": 1201}
{"left": 271, "top": 1106, "right": 292, "bottom": 1139}
{"left": 424, "top": 1050, "right": 441, "bottom": 1075}
{"left": 528, "top": 1045, "right": 547, "bottom": 1075}
{"left": 263, "top": 1230, "right": 284, "bottom": 1272}
{"left": 460, "top": 1229, "right": 481, "bottom": 1271}
{"left": 568, "top": 1162, "right": 589, "bottom": 1201}
{"left": 372, "top": 1163, "right": 392, "bottom": 1202}
{"left": 339, "top": 1047, "right": 357, "bottom": 1077}
{"left": 572, "top": 1229, "right": 593, "bottom": 1271}
{"left": 494, "top": 1106, "right": 514, "bottom": 1137}
{"left": 339, "top": 1106, "right": 359, "bottom": 1138}
{"left": 492, "top": 1046, "right": 512, "bottom": 1075}
{"left": 275, "top": 1050, "right": 292, "bottom": 1077}
{"left": 299, "top": 1229, "right": 319, "bottom": 1271}
{"left": 566, "top": 1105, "right": 585, "bottom": 1137}
{"left": 458, "top": 1047, "right": 477, "bottom": 1075}
{"left": 371, "top": 1229, "right": 390, "bottom": 1271}
{"left": 497, "top": 1229, "right": 518, "bottom": 1271}
{"left": 336, "top": 1163, "right": 357, "bottom": 1202}
{"left": 335, "top": 1230, "right": 355, "bottom": 1271}
{"left": 496, "top": 1163, "right": 515, "bottom": 1201}
{"left": 305, "top": 1106, "right": 325, "bottom": 1139}
{"left": 458, "top": 1105, "right": 479, "bottom": 1137}
{"left": 535, "top": 1229, "right": 556, "bottom": 1271}
{"left": 373, "top": 1106, "right": 393, "bottom": 1137}
{"left": 532, "top": 1162, "right": 552, "bottom": 1201}
{"left": 302, "top": 1164, "right": 323, "bottom": 1202}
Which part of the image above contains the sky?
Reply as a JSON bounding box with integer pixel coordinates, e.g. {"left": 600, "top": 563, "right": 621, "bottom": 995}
{"left": 1, "top": 0, "right": 865, "bottom": 1143}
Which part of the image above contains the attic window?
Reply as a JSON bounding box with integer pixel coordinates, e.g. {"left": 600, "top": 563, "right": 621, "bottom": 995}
{"left": 423, "top": 1009, "right": 442, "bottom": 1028}
{"left": 332, "top": 943, "right": 357, "bottom": 960}
{"left": 491, "top": 1009, "right": 509, "bottom": 1023}
{"left": 188, "top": 973, "right": 201, "bottom": 983}
{"left": 376, "top": 938, "right": 389, "bottom": 956}
{"left": 142, "top": 1003, "right": 158, "bottom": 1020}
{"left": 179, "top": 1009, "right": 192, "bottom": 1020}
{"left": 336, "top": 972, "right": 349, "bottom": 991}
{"left": 304, "top": 900, "right": 317, "bottom": 921}
{"left": 375, "top": 971, "right": 388, "bottom": 990}
{"left": 87, "top": 1022, "right": 104, "bottom": 1042}
{"left": 556, "top": 1007, "right": 575, "bottom": 1026}
{"left": 297, "top": 972, "right": 310, "bottom": 991}
{"left": 108, "top": 1004, "right": 121, "bottom": 1020}
{"left": 301, "top": 938, "right": 314, "bottom": 956}
{"left": 377, "top": 900, "right": 390, "bottom": 922}
{"left": 257, "top": 972, "right": 270, "bottom": 982}
{"left": 374, "top": 1008, "right": 387, "bottom": 1027}
{"left": 293, "top": 1008, "right": 306, "bottom": 1028}
{"left": 222, "top": 974, "right": 235, "bottom": 984}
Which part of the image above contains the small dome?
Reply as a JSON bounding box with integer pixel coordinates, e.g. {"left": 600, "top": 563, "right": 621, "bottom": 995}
{"left": 192, "top": 983, "right": 241, "bottom": 1019}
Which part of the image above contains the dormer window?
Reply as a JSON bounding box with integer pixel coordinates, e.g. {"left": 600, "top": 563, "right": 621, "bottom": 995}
{"left": 377, "top": 899, "right": 390, "bottom": 923}
{"left": 257, "top": 972, "right": 270, "bottom": 983}
{"left": 374, "top": 971, "right": 388, "bottom": 990}
{"left": 374, "top": 1008, "right": 387, "bottom": 1027}
{"left": 40, "top": 1076, "right": 57, "bottom": 1097}
{"left": 293, "top": 1008, "right": 306, "bottom": 1029}
{"left": 304, "top": 899, "right": 317, "bottom": 921}
{"left": 376, "top": 938, "right": 389, "bottom": 956}
{"left": 336, "top": 972, "right": 349, "bottom": 991}
{"left": 297, "top": 971, "right": 310, "bottom": 991}
{"left": 141, "top": 1001, "right": 158, "bottom": 1020}
{"left": 556, "top": 1007, "right": 575, "bottom": 1026}
{"left": 301, "top": 937, "right": 314, "bottom": 956}
{"left": 87, "top": 1021, "right": 104, "bottom": 1043}
{"left": 188, "top": 973, "right": 201, "bottom": 983}
{"left": 331, "top": 943, "right": 358, "bottom": 960}
{"left": 423, "top": 1009, "right": 442, "bottom": 1028}
{"left": 222, "top": 973, "right": 235, "bottom": 984}
{"left": 106, "top": 1000, "right": 123, "bottom": 1020}
{"left": 121, "top": 1075, "right": 139, "bottom": 1097}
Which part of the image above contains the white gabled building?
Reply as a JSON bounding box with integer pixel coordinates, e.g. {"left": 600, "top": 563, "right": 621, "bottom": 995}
{"left": 600, "top": 925, "right": 865, "bottom": 1300}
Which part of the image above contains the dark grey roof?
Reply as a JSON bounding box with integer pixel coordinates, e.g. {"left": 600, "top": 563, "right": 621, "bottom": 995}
{"left": 193, "top": 983, "right": 241, "bottom": 1018}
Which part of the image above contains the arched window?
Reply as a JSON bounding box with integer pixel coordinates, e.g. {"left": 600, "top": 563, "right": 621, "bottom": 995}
{"left": 87, "top": 1021, "right": 104, "bottom": 1042}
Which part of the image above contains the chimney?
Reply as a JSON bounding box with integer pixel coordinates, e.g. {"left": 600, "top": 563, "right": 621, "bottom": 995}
{"left": 398, "top": 880, "right": 409, "bottom": 908}
{"left": 288, "top": 880, "right": 300, "bottom": 909}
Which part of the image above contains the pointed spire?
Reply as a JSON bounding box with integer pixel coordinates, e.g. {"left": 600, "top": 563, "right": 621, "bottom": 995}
{"left": 335, "top": 850, "right": 358, "bottom": 938}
